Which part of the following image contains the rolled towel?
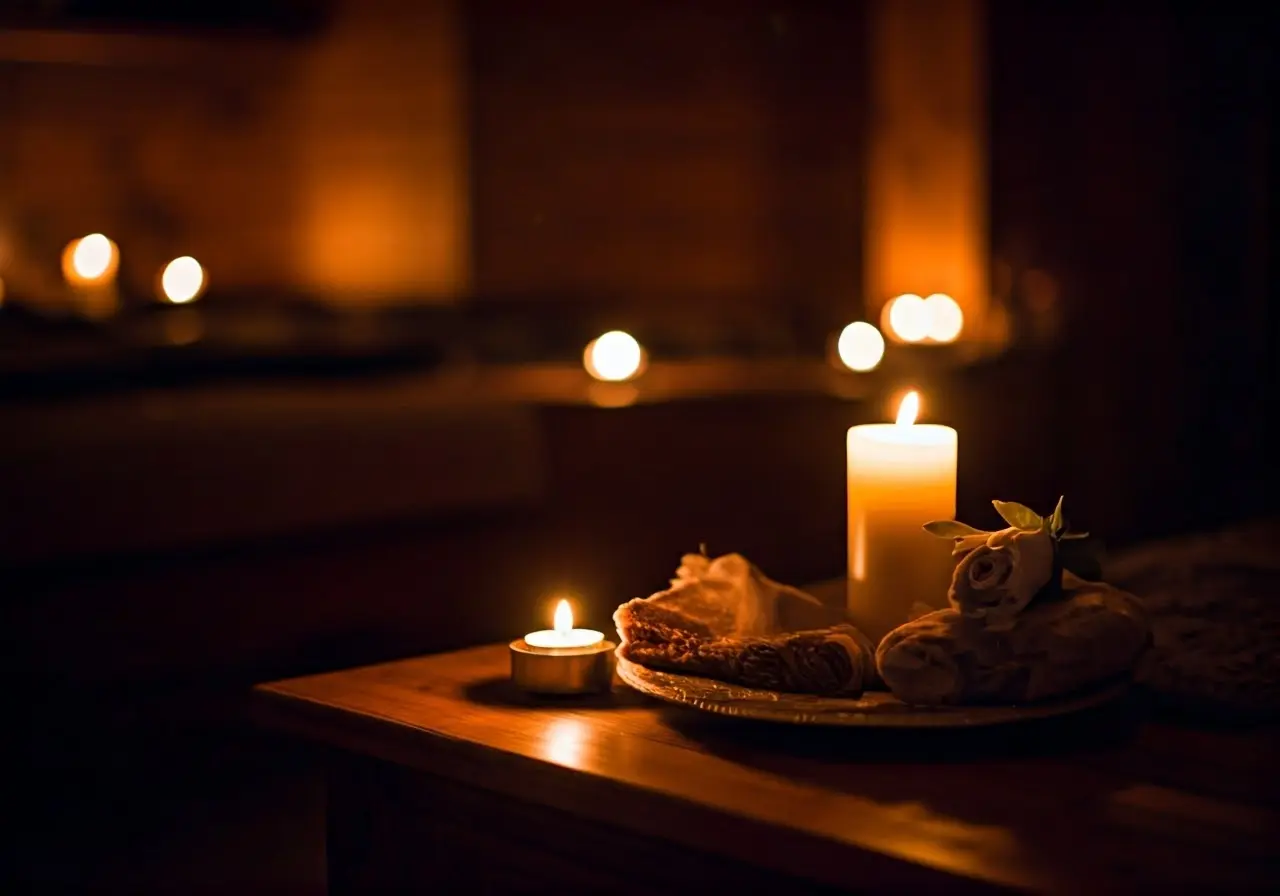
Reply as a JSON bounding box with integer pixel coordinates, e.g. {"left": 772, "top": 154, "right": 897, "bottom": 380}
{"left": 877, "top": 573, "right": 1149, "bottom": 705}
{"left": 948, "top": 526, "right": 1057, "bottom": 631}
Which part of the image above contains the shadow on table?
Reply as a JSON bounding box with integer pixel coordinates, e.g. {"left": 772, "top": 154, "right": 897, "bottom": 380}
{"left": 656, "top": 692, "right": 1148, "bottom": 832}
{"left": 659, "top": 692, "right": 1144, "bottom": 765}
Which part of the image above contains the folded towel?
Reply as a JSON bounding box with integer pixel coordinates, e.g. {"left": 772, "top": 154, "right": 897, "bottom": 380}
{"left": 614, "top": 553, "right": 876, "bottom": 696}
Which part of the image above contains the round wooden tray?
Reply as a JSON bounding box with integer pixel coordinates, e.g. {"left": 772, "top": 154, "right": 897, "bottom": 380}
{"left": 616, "top": 655, "right": 1129, "bottom": 727}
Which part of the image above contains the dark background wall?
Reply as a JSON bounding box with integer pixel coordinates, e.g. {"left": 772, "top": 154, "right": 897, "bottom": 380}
{"left": 988, "top": 1, "right": 1273, "bottom": 539}
{"left": 469, "top": 0, "right": 866, "bottom": 313}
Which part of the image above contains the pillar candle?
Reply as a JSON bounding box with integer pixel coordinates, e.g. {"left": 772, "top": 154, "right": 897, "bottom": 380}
{"left": 847, "top": 392, "right": 957, "bottom": 643}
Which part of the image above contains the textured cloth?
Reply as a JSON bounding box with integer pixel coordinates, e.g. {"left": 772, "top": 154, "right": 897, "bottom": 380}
{"left": 616, "top": 598, "right": 874, "bottom": 695}
{"left": 1106, "top": 519, "right": 1280, "bottom": 720}
{"left": 613, "top": 553, "right": 876, "bottom": 696}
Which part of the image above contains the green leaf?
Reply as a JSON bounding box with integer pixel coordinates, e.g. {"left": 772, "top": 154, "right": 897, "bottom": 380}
{"left": 922, "top": 520, "right": 989, "bottom": 539}
{"left": 1060, "top": 531, "right": 1091, "bottom": 540}
{"left": 992, "top": 500, "right": 1043, "bottom": 530}
{"left": 1049, "top": 496, "right": 1066, "bottom": 536}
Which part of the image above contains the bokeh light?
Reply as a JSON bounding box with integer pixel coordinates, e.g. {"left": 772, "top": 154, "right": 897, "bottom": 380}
{"left": 583, "top": 330, "right": 646, "bottom": 382}
{"left": 160, "top": 256, "right": 206, "bottom": 304}
{"left": 836, "top": 321, "right": 885, "bottom": 372}
{"left": 924, "top": 293, "right": 964, "bottom": 342}
{"left": 63, "top": 233, "right": 119, "bottom": 284}
{"left": 883, "top": 293, "right": 931, "bottom": 342}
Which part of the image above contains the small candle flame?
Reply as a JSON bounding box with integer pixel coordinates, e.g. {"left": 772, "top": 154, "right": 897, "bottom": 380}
{"left": 896, "top": 391, "right": 920, "bottom": 427}
{"left": 553, "top": 599, "right": 573, "bottom": 634}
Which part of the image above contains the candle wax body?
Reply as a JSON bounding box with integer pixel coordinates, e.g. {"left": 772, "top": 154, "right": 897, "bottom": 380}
{"left": 523, "top": 629, "right": 604, "bottom": 650}
{"left": 847, "top": 423, "right": 957, "bottom": 643}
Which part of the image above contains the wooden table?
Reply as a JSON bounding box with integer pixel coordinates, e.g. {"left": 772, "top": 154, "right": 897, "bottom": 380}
{"left": 253, "top": 644, "right": 1280, "bottom": 894}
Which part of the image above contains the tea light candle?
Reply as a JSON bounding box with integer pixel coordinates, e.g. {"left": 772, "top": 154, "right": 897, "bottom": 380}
{"left": 511, "top": 599, "right": 615, "bottom": 694}
{"left": 847, "top": 391, "right": 958, "bottom": 642}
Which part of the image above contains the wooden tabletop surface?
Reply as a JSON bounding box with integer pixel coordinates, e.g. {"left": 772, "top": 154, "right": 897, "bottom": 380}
{"left": 253, "top": 644, "right": 1280, "bottom": 893}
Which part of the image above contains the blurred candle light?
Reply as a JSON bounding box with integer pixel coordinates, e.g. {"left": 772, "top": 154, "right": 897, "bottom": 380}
{"left": 584, "top": 330, "right": 646, "bottom": 382}
{"left": 836, "top": 321, "right": 886, "bottom": 372}
{"left": 62, "top": 233, "right": 120, "bottom": 319}
{"left": 883, "top": 293, "right": 931, "bottom": 343}
{"left": 924, "top": 293, "right": 964, "bottom": 343}
{"left": 160, "top": 256, "right": 206, "bottom": 304}
{"left": 63, "top": 233, "right": 119, "bottom": 285}
{"left": 864, "top": 0, "right": 988, "bottom": 345}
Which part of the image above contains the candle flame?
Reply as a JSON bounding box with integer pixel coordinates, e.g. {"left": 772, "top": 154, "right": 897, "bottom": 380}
{"left": 895, "top": 391, "right": 920, "bottom": 426}
{"left": 553, "top": 599, "right": 573, "bottom": 634}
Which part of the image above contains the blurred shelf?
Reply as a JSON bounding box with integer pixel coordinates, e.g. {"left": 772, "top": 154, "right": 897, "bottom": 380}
{"left": 0, "top": 27, "right": 299, "bottom": 67}
{"left": 448, "top": 358, "right": 873, "bottom": 408}
{"left": 0, "top": 297, "right": 1012, "bottom": 404}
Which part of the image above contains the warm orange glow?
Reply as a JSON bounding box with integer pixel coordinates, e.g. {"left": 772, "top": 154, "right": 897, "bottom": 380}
{"left": 864, "top": 0, "right": 988, "bottom": 343}
{"left": 587, "top": 382, "right": 640, "bottom": 409}
{"left": 160, "top": 256, "right": 205, "bottom": 304}
{"left": 0, "top": 276, "right": 5, "bottom": 307}
{"left": 896, "top": 391, "right": 920, "bottom": 427}
{"left": 553, "top": 598, "right": 573, "bottom": 634}
{"left": 836, "top": 321, "right": 885, "bottom": 372}
{"left": 924, "top": 293, "right": 964, "bottom": 343}
{"left": 63, "top": 233, "right": 119, "bottom": 284}
{"left": 584, "top": 330, "right": 646, "bottom": 382}
{"left": 884, "top": 294, "right": 931, "bottom": 343}
{"left": 161, "top": 310, "right": 204, "bottom": 346}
